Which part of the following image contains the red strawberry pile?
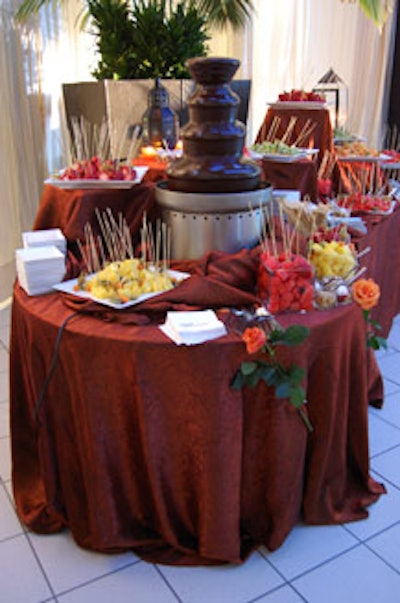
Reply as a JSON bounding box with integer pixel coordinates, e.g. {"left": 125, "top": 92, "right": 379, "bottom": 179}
{"left": 278, "top": 89, "right": 325, "bottom": 103}
{"left": 337, "top": 193, "right": 392, "bottom": 214}
{"left": 310, "top": 225, "right": 349, "bottom": 244}
{"left": 59, "top": 156, "right": 138, "bottom": 181}
{"left": 381, "top": 149, "right": 400, "bottom": 163}
{"left": 258, "top": 253, "right": 314, "bottom": 314}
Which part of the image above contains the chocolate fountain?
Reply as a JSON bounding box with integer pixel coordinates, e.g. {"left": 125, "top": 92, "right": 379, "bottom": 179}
{"left": 155, "top": 56, "right": 272, "bottom": 259}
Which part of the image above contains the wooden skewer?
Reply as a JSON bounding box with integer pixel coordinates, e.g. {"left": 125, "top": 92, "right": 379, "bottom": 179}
{"left": 281, "top": 116, "right": 297, "bottom": 144}
{"left": 77, "top": 238, "right": 90, "bottom": 274}
{"left": 266, "top": 116, "right": 280, "bottom": 142}
{"left": 345, "top": 265, "right": 367, "bottom": 287}
{"left": 356, "top": 246, "right": 371, "bottom": 259}
{"left": 318, "top": 150, "right": 330, "bottom": 179}
{"left": 293, "top": 120, "right": 317, "bottom": 148}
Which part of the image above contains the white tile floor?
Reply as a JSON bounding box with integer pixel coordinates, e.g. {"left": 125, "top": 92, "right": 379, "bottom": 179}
{"left": 1, "top": 301, "right": 400, "bottom": 603}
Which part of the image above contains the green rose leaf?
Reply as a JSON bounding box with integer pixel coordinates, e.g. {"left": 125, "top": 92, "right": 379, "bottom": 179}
{"left": 270, "top": 325, "right": 309, "bottom": 346}
{"left": 289, "top": 385, "right": 306, "bottom": 408}
{"left": 241, "top": 361, "right": 259, "bottom": 376}
{"left": 287, "top": 364, "right": 305, "bottom": 386}
{"left": 275, "top": 381, "right": 291, "bottom": 399}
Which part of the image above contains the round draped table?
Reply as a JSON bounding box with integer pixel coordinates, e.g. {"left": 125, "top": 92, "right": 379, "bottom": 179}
{"left": 10, "top": 283, "right": 384, "bottom": 565}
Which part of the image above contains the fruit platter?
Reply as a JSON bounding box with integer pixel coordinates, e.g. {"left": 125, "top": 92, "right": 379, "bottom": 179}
{"left": 333, "top": 128, "right": 364, "bottom": 145}
{"left": 54, "top": 259, "right": 190, "bottom": 309}
{"left": 269, "top": 89, "right": 326, "bottom": 110}
{"left": 46, "top": 156, "right": 148, "bottom": 189}
{"left": 334, "top": 141, "right": 388, "bottom": 162}
{"left": 250, "top": 140, "right": 318, "bottom": 162}
{"left": 336, "top": 192, "right": 395, "bottom": 215}
{"left": 380, "top": 149, "right": 400, "bottom": 170}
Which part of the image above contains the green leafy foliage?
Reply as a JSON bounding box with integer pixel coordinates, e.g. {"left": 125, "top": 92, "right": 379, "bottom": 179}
{"left": 88, "top": 0, "right": 209, "bottom": 79}
{"left": 358, "top": 0, "right": 391, "bottom": 28}
{"left": 196, "top": 0, "right": 253, "bottom": 29}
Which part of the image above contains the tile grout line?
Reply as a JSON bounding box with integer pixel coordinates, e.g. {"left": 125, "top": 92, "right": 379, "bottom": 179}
{"left": 247, "top": 582, "right": 309, "bottom": 603}
{"left": 370, "top": 441, "right": 400, "bottom": 459}
{"left": 369, "top": 468, "right": 400, "bottom": 493}
{"left": 32, "top": 560, "right": 145, "bottom": 601}
{"left": 267, "top": 542, "right": 362, "bottom": 587}
{"left": 154, "top": 564, "right": 184, "bottom": 602}
{"left": 20, "top": 532, "right": 59, "bottom": 601}
{"left": 369, "top": 409, "right": 400, "bottom": 431}
{"left": 246, "top": 551, "right": 309, "bottom": 603}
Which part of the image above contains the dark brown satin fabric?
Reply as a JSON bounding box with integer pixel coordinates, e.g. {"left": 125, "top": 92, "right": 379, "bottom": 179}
{"left": 34, "top": 183, "right": 158, "bottom": 245}
{"left": 11, "top": 284, "right": 385, "bottom": 565}
{"left": 354, "top": 207, "right": 400, "bottom": 339}
{"left": 10, "top": 182, "right": 390, "bottom": 565}
{"left": 255, "top": 107, "right": 333, "bottom": 165}
{"left": 260, "top": 159, "right": 318, "bottom": 200}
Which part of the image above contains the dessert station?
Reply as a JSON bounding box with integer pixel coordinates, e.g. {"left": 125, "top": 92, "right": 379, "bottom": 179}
{"left": 10, "top": 57, "right": 400, "bottom": 566}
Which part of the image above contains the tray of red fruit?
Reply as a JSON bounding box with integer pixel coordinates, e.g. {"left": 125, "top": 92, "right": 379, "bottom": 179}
{"left": 380, "top": 150, "right": 400, "bottom": 170}
{"left": 269, "top": 89, "right": 326, "bottom": 110}
{"left": 258, "top": 253, "right": 314, "bottom": 314}
{"left": 45, "top": 158, "right": 148, "bottom": 190}
{"left": 336, "top": 193, "right": 395, "bottom": 215}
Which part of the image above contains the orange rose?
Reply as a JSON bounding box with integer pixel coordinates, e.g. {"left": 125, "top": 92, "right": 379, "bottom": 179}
{"left": 242, "top": 327, "right": 267, "bottom": 354}
{"left": 352, "top": 278, "right": 380, "bottom": 311}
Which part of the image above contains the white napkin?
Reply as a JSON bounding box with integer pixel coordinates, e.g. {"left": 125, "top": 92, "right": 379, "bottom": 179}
{"left": 16, "top": 246, "right": 66, "bottom": 296}
{"left": 160, "top": 310, "right": 227, "bottom": 345}
{"left": 22, "top": 228, "right": 67, "bottom": 256}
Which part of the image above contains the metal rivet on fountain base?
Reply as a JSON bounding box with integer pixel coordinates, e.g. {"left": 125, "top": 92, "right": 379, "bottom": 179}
{"left": 155, "top": 181, "right": 272, "bottom": 260}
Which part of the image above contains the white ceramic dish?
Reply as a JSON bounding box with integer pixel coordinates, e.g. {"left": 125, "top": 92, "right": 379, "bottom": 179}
{"left": 249, "top": 148, "right": 318, "bottom": 163}
{"left": 53, "top": 268, "right": 190, "bottom": 309}
{"left": 45, "top": 166, "right": 149, "bottom": 189}
{"left": 268, "top": 101, "right": 326, "bottom": 110}
{"left": 336, "top": 154, "right": 390, "bottom": 164}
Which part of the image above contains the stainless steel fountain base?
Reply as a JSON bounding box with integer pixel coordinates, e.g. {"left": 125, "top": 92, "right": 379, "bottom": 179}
{"left": 155, "top": 181, "right": 272, "bottom": 260}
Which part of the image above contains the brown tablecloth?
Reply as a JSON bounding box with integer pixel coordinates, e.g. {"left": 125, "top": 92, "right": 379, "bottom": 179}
{"left": 10, "top": 279, "right": 384, "bottom": 566}
{"left": 34, "top": 182, "right": 157, "bottom": 244}
{"left": 255, "top": 106, "right": 333, "bottom": 165}
{"left": 260, "top": 158, "right": 318, "bottom": 200}
{"left": 354, "top": 206, "right": 400, "bottom": 338}
{"left": 11, "top": 182, "right": 393, "bottom": 565}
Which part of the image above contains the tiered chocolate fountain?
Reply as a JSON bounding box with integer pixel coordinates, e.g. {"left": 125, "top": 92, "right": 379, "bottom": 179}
{"left": 155, "top": 56, "right": 272, "bottom": 259}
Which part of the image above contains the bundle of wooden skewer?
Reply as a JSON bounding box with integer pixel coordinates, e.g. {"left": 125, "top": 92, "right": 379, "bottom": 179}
{"left": 251, "top": 199, "right": 304, "bottom": 259}
{"left": 336, "top": 160, "right": 386, "bottom": 196}
{"left": 318, "top": 150, "right": 336, "bottom": 180}
{"left": 265, "top": 115, "right": 318, "bottom": 148}
{"left": 65, "top": 116, "right": 142, "bottom": 165}
{"left": 383, "top": 123, "right": 400, "bottom": 151}
{"left": 77, "top": 209, "right": 171, "bottom": 275}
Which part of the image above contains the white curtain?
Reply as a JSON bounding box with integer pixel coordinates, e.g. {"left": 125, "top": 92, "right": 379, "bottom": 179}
{"left": 0, "top": 1, "right": 45, "bottom": 302}
{"left": 0, "top": 0, "right": 92, "bottom": 302}
{"left": 249, "top": 0, "right": 397, "bottom": 146}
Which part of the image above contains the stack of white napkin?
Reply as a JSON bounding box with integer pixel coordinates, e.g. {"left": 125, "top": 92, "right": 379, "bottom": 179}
{"left": 22, "top": 228, "right": 67, "bottom": 256}
{"left": 160, "top": 310, "right": 227, "bottom": 345}
{"left": 16, "top": 246, "right": 66, "bottom": 296}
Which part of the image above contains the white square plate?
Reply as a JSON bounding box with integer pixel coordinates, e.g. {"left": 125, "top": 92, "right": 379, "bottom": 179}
{"left": 53, "top": 268, "right": 190, "bottom": 309}
{"left": 44, "top": 166, "right": 148, "bottom": 189}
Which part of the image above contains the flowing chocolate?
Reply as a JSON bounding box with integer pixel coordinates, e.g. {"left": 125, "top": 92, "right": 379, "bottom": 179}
{"left": 166, "top": 57, "right": 261, "bottom": 193}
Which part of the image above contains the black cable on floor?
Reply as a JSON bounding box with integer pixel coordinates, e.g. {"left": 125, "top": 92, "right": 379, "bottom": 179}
{"left": 33, "top": 311, "right": 79, "bottom": 423}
